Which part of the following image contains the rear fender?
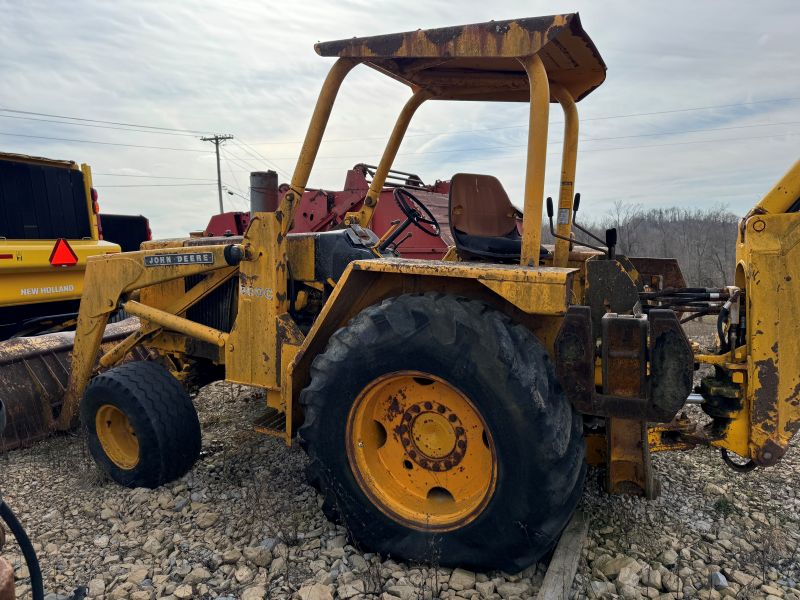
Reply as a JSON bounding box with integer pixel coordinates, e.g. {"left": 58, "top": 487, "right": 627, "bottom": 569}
{"left": 287, "top": 258, "right": 576, "bottom": 435}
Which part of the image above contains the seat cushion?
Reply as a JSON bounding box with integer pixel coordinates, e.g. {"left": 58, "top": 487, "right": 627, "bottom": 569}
{"left": 454, "top": 227, "right": 551, "bottom": 262}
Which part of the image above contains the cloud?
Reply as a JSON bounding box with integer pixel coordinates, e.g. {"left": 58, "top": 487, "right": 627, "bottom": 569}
{"left": 1, "top": 0, "right": 798, "bottom": 237}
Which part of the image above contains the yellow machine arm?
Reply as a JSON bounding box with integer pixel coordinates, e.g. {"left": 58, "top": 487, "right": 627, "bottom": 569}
{"left": 55, "top": 244, "right": 242, "bottom": 430}
{"left": 724, "top": 159, "right": 800, "bottom": 466}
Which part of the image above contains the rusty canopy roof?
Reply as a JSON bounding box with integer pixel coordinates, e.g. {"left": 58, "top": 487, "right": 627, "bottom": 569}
{"left": 315, "top": 14, "right": 606, "bottom": 102}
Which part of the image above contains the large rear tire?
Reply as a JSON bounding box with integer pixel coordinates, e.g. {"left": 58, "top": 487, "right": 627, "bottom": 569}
{"left": 299, "top": 293, "right": 585, "bottom": 572}
{"left": 81, "top": 361, "right": 201, "bottom": 488}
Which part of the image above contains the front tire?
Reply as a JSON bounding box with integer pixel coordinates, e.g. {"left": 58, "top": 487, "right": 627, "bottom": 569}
{"left": 299, "top": 293, "right": 585, "bottom": 572}
{"left": 81, "top": 361, "right": 201, "bottom": 488}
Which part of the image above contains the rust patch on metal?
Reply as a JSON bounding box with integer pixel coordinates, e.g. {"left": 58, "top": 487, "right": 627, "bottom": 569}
{"left": 753, "top": 357, "right": 779, "bottom": 434}
{"left": 555, "top": 305, "right": 692, "bottom": 422}
{"left": 424, "top": 25, "right": 465, "bottom": 47}
{"left": 628, "top": 257, "right": 687, "bottom": 289}
{"left": 367, "top": 35, "right": 404, "bottom": 56}
{"left": 386, "top": 395, "right": 403, "bottom": 422}
{"left": 0, "top": 319, "right": 144, "bottom": 451}
{"left": 395, "top": 400, "right": 467, "bottom": 472}
{"left": 755, "top": 439, "right": 785, "bottom": 467}
{"left": 314, "top": 13, "right": 606, "bottom": 103}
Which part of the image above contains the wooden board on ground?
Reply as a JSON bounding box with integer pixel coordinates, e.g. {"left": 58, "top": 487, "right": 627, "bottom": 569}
{"left": 537, "top": 510, "right": 588, "bottom": 600}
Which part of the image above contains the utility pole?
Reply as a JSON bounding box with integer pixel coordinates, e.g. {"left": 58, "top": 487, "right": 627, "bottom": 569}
{"left": 201, "top": 134, "right": 234, "bottom": 213}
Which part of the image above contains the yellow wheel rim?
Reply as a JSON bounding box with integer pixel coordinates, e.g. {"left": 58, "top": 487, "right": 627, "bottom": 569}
{"left": 346, "top": 371, "right": 497, "bottom": 531}
{"left": 95, "top": 404, "right": 140, "bottom": 470}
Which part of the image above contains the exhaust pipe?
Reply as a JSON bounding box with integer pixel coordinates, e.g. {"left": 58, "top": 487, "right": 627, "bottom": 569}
{"left": 250, "top": 170, "right": 279, "bottom": 213}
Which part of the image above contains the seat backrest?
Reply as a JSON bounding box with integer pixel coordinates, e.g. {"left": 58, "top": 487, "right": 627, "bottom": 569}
{"left": 449, "top": 173, "right": 518, "bottom": 237}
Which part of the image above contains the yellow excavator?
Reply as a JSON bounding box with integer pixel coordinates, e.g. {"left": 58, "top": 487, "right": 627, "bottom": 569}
{"left": 1, "top": 14, "right": 799, "bottom": 572}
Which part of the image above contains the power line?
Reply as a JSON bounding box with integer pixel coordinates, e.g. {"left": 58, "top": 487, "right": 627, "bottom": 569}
{"left": 248, "top": 97, "right": 800, "bottom": 145}
{"left": 221, "top": 184, "right": 249, "bottom": 211}
{"left": 220, "top": 148, "right": 244, "bottom": 192}
{"left": 223, "top": 150, "right": 262, "bottom": 173}
{"left": 220, "top": 152, "right": 252, "bottom": 211}
{"left": 564, "top": 132, "right": 800, "bottom": 156}
{"left": 222, "top": 129, "right": 799, "bottom": 174}
{"left": 0, "top": 113, "right": 200, "bottom": 137}
{"left": 94, "top": 183, "right": 218, "bottom": 188}
{"left": 95, "top": 173, "right": 216, "bottom": 181}
{"left": 408, "top": 131, "right": 800, "bottom": 162}
{"left": 577, "top": 120, "right": 800, "bottom": 144}
{"left": 2, "top": 95, "right": 796, "bottom": 153}
{"left": 0, "top": 131, "right": 210, "bottom": 152}
{"left": 232, "top": 139, "right": 290, "bottom": 179}
{"left": 0, "top": 107, "right": 215, "bottom": 135}
{"left": 264, "top": 121, "right": 800, "bottom": 161}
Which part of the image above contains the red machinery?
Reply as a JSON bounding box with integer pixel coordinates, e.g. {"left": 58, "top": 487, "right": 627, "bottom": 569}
{"left": 204, "top": 164, "right": 452, "bottom": 259}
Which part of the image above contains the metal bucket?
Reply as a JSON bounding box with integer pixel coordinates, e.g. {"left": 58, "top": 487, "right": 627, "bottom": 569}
{"left": 0, "top": 318, "right": 145, "bottom": 452}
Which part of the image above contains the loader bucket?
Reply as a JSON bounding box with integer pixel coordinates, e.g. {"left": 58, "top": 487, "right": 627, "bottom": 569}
{"left": 0, "top": 318, "right": 145, "bottom": 452}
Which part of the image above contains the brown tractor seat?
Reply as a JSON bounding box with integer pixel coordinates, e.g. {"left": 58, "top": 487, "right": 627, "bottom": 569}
{"left": 449, "top": 173, "right": 549, "bottom": 261}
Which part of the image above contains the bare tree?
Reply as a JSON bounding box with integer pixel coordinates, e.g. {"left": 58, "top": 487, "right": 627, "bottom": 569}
{"left": 540, "top": 202, "right": 738, "bottom": 287}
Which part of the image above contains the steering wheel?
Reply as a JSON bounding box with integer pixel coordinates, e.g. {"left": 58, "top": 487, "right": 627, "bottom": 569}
{"left": 392, "top": 188, "right": 441, "bottom": 237}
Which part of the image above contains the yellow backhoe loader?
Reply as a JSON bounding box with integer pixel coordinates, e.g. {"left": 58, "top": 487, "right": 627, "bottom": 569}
{"left": 3, "top": 15, "right": 799, "bottom": 572}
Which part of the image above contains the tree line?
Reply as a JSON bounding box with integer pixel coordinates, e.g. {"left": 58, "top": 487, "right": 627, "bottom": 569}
{"left": 542, "top": 202, "right": 739, "bottom": 287}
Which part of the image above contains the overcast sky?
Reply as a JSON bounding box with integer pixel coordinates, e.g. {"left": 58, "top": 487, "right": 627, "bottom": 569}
{"left": 1, "top": 1, "right": 798, "bottom": 238}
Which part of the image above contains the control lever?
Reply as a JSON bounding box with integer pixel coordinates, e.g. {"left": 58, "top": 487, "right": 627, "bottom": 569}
{"left": 546, "top": 197, "right": 605, "bottom": 253}
{"left": 571, "top": 193, "right": 618, "bottom": 260}
{"left": 571, "top": 193, "right": 606, "bottom": 246}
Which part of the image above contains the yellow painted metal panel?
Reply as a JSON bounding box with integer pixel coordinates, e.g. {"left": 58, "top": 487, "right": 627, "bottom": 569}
{"left": 81, "top": 163, "right": 100, "bottom": 241}
{"left": 286, "top": 235, "right": 316, "bottom": 281}
{"left": 351, "top": 257, "right": 575, "bottom": 284}
{"left": 0, "top": 239, "right": 120, "bottom": 273}
{"left": 736, "top": 212, "right": 800, "bottom": 464}
{"left": 753, "top": 159, "right": 800, "bottom": 215}
{"left": 56, "top": 243, "right": 241, "bottom": 429}
{"left": 226, "top": 215, "right": 289, "bottom": 389}
{"left": 551, "top": 85, "right": 578, "bottom": 268}
{"left": 478, "top": 278, "right": 571, "bottom": 315}
{"left": 519, "top": 54, "right": 549, "bottom": 266}
{"left": 0, "top": 240, "right": 120, "bottom": 307}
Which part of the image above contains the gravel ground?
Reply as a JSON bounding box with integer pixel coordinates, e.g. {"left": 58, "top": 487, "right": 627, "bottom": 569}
{"left": 1, "top": 374, "right": 798, "bottom": 600}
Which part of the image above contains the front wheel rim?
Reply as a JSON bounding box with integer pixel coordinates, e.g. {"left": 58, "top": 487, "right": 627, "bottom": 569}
{"left": 346, "top": 371, "right": 497, "bottom": 531}
{"left": 95, "top": 404, "right": 140, "bottom": 470}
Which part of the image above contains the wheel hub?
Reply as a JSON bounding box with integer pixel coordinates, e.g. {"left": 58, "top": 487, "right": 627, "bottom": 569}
{"left": 95, "top": 404, "right": 140, "bottom": 470}
{"left": 398, "top": 401, "right": 466, "bottom": 470}
{"left": 346, "top": 371, "right": 497, "bottom": 531}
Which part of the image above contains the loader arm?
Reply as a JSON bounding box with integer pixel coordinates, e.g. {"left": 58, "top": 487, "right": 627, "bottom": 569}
{"left": 731, "top": 159, "right": 800, "bottom": 465}
{"left": 55, "top": 244, "right": 242, "bottom": 430}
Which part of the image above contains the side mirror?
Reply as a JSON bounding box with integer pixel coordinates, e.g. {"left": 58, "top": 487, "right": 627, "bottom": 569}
{"left": 546, "top": 196, "right": 554, "bottom": 219}
{"left": 573, "top": 192, "right": 581, "bottom": 214}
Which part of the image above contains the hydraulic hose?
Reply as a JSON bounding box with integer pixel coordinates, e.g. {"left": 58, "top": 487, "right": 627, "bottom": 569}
{"left": 0, "top": 499, "right": 44, "bottom": 600}
{"left": 717, "top": 304, "right": 731, "bottom": 354}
